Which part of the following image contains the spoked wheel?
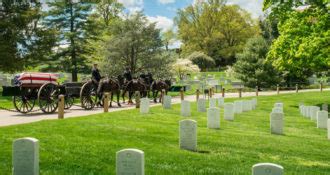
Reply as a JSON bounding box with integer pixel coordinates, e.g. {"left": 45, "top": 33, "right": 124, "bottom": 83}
{"left": 38, "top": 83, "right": 59, "bottom": 114}
{"left": 64, "top": 96, "right": 74, "bottom": 109}
{"left": 13, "top": 95, "right": 36, "bottom": 114}
{"left": 80, "top": 81, "right": 98, "bottom": 110}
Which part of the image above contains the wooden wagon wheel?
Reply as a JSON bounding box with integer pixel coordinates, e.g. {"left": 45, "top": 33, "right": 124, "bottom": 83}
{"left": 64, "top": 96, "right": 74, "bottom": 109}
{"left": 13, "top": 95, "right": 35, "bottom": 114}
{"left": 38, "top": 83, "right": 59, "bottom": 113}
{"left": 80, "top": 81, "right": 98, "bottom": 110}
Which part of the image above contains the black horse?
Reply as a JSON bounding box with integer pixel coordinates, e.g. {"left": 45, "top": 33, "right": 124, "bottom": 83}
{"left": 97, "top": 78, "right": 121, "bottom": 107}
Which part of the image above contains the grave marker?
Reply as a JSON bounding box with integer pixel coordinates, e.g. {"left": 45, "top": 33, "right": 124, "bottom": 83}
{"left": 197, "top": 99, "right": 206, "bottom": 112}
{"left": 218, "top": 97, "right": 224, "bottom": 108}
{"left": 209, "top": 98, "right": 217, "bottom": 108}
{"left": 252, "top": 163, "right": 284, "bottom": 175}
{"left": 310, "top": 106, "right": 320, "bottom": 121}
{"left": 317, "top": 111, "right": 328, "bottom": 129}
{"left": 140, "top": 98, "right": 150, "bottom": 114}
{"left": 234, "top": 101, "right": 243, "bottom": 114}
{"left": 242, "top": 101, "right": 250, "bottom": 112}
{"left": 116, "top": 149, "right": 144, "bottom": 175}
{"left": 207, "top": 107, "right": 220, "bottom": 129}
{"left": 322, "top": 104, "right": 328, "bottom": 111}
{"left": 163, "top": 95, "right": 172, "bottom": 109}
{"left": 181, "top": 100, "right": 191, "bottom": 117}
{"left": 179, "top": 119, "right": 197, "bottom": 151}
{"left": 13, "top": 137, "right": 39, "bottom": 175}
{"left": 224, "top": 103, "right": 234, "bottom": 121}
{"left": 270, "top": 113, "right": 284, "bottom": 135}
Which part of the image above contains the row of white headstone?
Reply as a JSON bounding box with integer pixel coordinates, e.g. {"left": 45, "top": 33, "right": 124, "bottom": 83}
{"left": 179, "top": 98, "right": 257, "bottom": 151}
{"left": 12, "top": 137, "right": 284, "bottom": 175}
{"left": 299, "top": 104, "right": 329, "bottom": 139}
{"left": 270, "top": 103, "right": 284, "bottom": 135}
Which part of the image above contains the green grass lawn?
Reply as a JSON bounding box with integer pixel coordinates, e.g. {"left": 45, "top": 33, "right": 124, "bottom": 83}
{"left": 0, "top": 91, "right": 330, "bottom": 174}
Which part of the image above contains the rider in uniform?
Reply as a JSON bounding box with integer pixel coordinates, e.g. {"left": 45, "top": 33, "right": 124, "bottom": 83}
{"left": 91, "top": 63, "right": 102, "bottom": 106}
{"left": 92, "top": 63, "right": 102, "bottom": 85}
{"left": 123, "top": 67, "right": 133, "bottom": 83}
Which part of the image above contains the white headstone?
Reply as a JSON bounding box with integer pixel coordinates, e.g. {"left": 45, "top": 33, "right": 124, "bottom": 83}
{"left": 179, "top": 119, "right": 197, "bottom": 151}
{"left": 218, "top": 97, "right": 224, "bottom": 108}
{"left": 116, "top": 149, "right": 144, "bottom": 175}
{"left": 234, "top": 101, "right": 243, "bottom": 114}
{"left": 304, "top": 106, "right": 310, "bottom": 118}
{"left": 247, "top": 100, "right": 253, "bottom": 111}
{"left": 252, "top": 163, "right": 284, "bottom": 175}
{"left": 242, "top": 101, "right": 250, "bottom": 112}
{"left": 310, "top": 106, "right": 320, "bottom": 121}
{"left": 163, "top": 95, "right": 172, "bottom": 109}
{"left": 224, "top": 103, "right": 234, "bottom": 121}
{"left": 317, "top": 111, "right": 328, "bottom": 129}
{"left": 300, "top": 105, "right": 304, "bottom": 116}
{"left": 308, "top": 106, "right": 314, "bottom": 118}
{"left": 140, "top": 98, "right": 150, "bottom": 114}
{"left": 209, "top": 98, "right": 217, "bottom": 108}
{"left": 252, "top": 98, "right": 257, "bottom": 109}
{"left": 207, "top": 107, "right": 220, "bottom": 129}
{"left": 270, "top": 113, "right": 284, "bottom": 135}
{"left": 181, "top": 100, "right": 191, "bottom": 117}
{"left": 322, "top": 104, "right": 328, "bottom": 111}
{"left": 13, "top": 137, "right": 39, "bottom": 175}
{"left": 197, "top": 99, "right": 206, "bottom": 112}
{"left": 272, "top": 107, "right": 283, "bottom": 114}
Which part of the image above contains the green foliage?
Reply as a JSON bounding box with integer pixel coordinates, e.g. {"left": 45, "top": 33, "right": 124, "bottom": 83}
{"left": 267, "top": 8, "right": 330, "bottom": 84}
{"left": 44, "top": 1, "right": 95, "bottom": 81}
{"left": 234, "top": 36, "right": 280, "bottom": 88}
{"left": 0, "top": 92, "right": 330, "bottom": 174}
{"left": 0, "top": 1, "right": 56, "bottom": 73}
{"left": 101, "top": 12, "right": 173, "bottom": 78}
{"left": 175, "top": 1, "right": 259, "bottom": 67}
{"left": 186, "top": 52, "right": 215, "bottom": 71}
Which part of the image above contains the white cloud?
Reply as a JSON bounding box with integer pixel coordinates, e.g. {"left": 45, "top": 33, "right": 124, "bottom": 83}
{"left": 118, "top": 0, "right": 144, "bottom": 12}
{"left": 147, "top": 16, "right": 174, "bottom": 32}
{"left": 158, "top": 0, "right": 175, "bottom": 4}
{"left": 192, "top": 0, "right": 263, "bottom": 18}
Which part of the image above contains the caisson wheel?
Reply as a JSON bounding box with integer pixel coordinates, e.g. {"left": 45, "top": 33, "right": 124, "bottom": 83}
{"left": 38, "top": 83, "right": 59, "bottom": 113}
{"left": 13, "top": 95, "right": 35, "bottom": 113}
{"left": 80, "top": 81, "right": 97, "bottom": 110}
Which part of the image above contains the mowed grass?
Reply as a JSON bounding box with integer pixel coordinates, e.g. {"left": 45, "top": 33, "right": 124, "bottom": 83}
{"left": 0, "top": 92, "right": 330, "bottom": 174}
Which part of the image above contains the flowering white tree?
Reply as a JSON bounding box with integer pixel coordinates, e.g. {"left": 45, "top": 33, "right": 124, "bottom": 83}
{"left": 171, "top": 59, "right": 200, "bottom": 80}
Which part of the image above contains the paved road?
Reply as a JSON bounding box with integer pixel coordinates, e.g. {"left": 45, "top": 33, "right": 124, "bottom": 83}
{"left": 0, "top": 88, "right": 328, "bottom": 127}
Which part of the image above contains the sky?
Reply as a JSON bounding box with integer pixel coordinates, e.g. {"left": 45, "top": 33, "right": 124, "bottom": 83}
{"left": 118, "top": 0, "right": 264, "bottom": 32}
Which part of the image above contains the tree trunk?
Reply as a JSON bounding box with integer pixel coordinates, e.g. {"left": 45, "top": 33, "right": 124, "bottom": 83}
{"left": 70, "top": 3, "right": 77, "bottom": 82}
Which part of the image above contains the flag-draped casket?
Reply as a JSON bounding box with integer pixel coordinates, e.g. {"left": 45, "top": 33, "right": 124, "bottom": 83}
{"left": 17, "top": 73, "right": 58, "bottom": 87}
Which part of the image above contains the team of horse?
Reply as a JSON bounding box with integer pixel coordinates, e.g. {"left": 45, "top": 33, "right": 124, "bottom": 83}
{"left": 97, "top": 76, "right": 171, "bottom": 107}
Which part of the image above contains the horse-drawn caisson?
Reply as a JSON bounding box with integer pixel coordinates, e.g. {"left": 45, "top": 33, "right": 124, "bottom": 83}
{"left": 1, "top": 71, "right": 174, "bottom": 114}
{"left": 1, "top": 73, "right": 83, "bottom": 114}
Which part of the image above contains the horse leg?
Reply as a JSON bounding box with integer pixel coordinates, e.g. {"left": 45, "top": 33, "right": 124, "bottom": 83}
{"left": 110, "top": 92, "right": 113, "bottom": 107}
{"left": 153, "top": 90, "right": 157, "bottom": 103}
{"left": 128, "top": 91, "right": 133, "bottom": 104}
{"left": 117, "top": 90, "right": 121, "bottom": 107}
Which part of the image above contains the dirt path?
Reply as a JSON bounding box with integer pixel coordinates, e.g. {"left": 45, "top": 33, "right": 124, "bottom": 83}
{"left": 0, "top": 88, "right": 328, "bottom": 127}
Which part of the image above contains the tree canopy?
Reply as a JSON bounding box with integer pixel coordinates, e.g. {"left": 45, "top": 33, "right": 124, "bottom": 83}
{"left": 0, "top": 1, "right": 55, "bottom": 72}
{"left": 175, "top": 1, "right": 259, "bottom": 67}
{"left": 101, "top": 12, "right": 173, "bottom": 78}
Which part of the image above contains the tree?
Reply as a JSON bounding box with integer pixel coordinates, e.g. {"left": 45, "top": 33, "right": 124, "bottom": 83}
{"left": 171, "top": 59, "right": 200, "bottom": 80}
{"left": 101, "top": 12, "right": 173, "bottom": 78}
{"left": 233, "top": 36, "right": 280, "bottom": 88}
{"left": 0, "top": 0, "right": 55, "bottom": 72}
{"left": 45, "top": 1, "right": 94, "bottom": 82}
{"left": 187, "top": 52, "right": 215, "bottom": 71}
{"left": 175, "top": 1, "right": 259, "bottom": 67}
{"left": 162, "top": 29, "right": 176, "bottom": 51}
{"left": 266, "top": 6, "right": 329, "bottom": 85}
